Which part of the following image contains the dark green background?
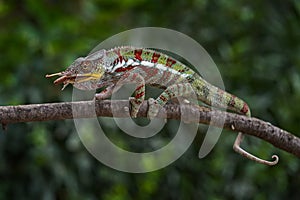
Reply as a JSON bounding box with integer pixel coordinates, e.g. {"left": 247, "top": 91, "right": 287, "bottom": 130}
{"left": 0, "top": 0, "right": 299, "bottom": 199}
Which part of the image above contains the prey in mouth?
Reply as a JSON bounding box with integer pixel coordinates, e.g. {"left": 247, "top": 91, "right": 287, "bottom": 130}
{"left": 45, "top": 71, "right": 101, "bottom": 90}
{"left": 46, "top": 72, "right": 84, "bottom": 90}
{"left": 45, "top": 72, "right": 74, "bottom": 90}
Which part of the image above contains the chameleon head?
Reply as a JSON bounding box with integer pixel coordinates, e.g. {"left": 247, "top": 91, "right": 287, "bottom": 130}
{"left": 46, "top": 50, "right": 107, "bottom": 90}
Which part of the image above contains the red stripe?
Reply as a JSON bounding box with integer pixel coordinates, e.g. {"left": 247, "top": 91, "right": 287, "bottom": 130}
{"left": 136, "top": 84, "right": 144, "bottom": 91}
{"left": 166, "top": 58, "right": 176, "bottom": 67}
{"left": 135, "top": 91, "right": 145, "bottom": 99}
{"left": 115, "top": 65, "right": 135, "bottom": 72}
{"left": 151, "top": 52, "right": 160, "bottom": 63}
{"left": 113, "top": 56, "right": 124, "bottom": 66}
{"left": 240, "top": 103, "right": 249, "bottom": 115}
{"left": 178, "top": 67, "right": 188, "bottom": 73}
{"left": 134, "top": 49, "right": 143, "bottom": 61}
{"left": 159, "top": 95, "right": 167, "bottom": 102}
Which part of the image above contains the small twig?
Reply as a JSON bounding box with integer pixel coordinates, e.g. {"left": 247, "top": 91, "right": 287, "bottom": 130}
{"left": 0, "top": 100, "right": 299, "bottom": 158}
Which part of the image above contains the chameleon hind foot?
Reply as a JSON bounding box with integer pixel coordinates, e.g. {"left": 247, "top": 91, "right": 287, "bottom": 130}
{"left": 147, "top": 98, "right": 165, "bottom": 120}
{"left": 233, "top": 132, "right": 279, "bottom": 166}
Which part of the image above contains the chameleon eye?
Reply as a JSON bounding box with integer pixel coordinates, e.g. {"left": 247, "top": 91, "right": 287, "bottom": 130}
{"left": 82, "top": 61, "right": 91, "bottom": 69}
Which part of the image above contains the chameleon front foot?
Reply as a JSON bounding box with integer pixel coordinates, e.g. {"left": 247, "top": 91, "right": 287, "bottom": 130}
{"left": 129, "top": 97, "right": 142, "bottom": 118}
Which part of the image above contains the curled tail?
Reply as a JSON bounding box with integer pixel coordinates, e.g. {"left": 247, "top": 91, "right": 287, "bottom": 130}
{"left": 232, "top": 102, "right": 279, "bottom": 165}
{"left": 191, "top": 74, "right": 279, "bottom": 165}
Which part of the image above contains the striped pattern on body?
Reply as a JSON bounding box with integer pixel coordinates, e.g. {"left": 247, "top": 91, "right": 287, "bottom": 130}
{"left": 103, "top": 46, "right": 250, "bottom": 118}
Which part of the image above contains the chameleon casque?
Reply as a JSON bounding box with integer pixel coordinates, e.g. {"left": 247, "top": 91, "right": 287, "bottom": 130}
{"left": 46, "top": 46, "right": 279, "bottom": 165}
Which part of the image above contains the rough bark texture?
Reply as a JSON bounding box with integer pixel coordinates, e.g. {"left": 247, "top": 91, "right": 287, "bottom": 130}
{"left": 0, "top": 100, "right": 299, "bottom": 158}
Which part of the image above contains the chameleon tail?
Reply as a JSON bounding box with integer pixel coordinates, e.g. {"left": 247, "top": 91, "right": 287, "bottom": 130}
{"left": 233, "top": 132, "right": 279, "bottom": 165}
{"left": 229, "top": 99, "right": 279, "bottom": 165}
{"left": 191, "top": 76, "right": 279, "bottom": 165}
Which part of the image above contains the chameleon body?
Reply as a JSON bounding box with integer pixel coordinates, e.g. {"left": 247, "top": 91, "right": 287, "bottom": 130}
{"left": 46, "top": 46, "right": 278, "bottom": 165}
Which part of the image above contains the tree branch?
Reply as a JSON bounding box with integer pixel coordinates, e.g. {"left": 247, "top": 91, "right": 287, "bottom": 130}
{"left": 0, "top": 100, "right": 299, "bottom": 159}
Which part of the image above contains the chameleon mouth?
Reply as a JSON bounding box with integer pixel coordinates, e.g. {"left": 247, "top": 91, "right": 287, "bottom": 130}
{"left": 46, "top": 72, "right": 102, "bottom": 90}
{"left": 46, "top": 72, "right": 75, "bottom": 90}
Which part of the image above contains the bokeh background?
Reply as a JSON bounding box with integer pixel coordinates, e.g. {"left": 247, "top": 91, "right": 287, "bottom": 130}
{"left": 0, "top": 0, "right": 300, "bottom": 199}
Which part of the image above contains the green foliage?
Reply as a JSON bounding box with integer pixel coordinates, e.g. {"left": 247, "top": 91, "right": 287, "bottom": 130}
{"left": 0, "top": 0, "right": 299, "bottom": 199}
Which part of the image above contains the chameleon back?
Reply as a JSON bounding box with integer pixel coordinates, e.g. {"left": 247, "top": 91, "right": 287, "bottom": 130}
{"left": 105, "top": 46, "right": 250, "bottom": 116}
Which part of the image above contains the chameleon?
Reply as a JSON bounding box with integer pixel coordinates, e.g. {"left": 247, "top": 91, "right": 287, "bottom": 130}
{"left": 46, "top": 46, "right": 279, "bottom": 165}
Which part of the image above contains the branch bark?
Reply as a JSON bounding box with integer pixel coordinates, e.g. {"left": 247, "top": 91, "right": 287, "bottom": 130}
{"left": 0, "top": 100, "right": 299, "bottom": 159}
